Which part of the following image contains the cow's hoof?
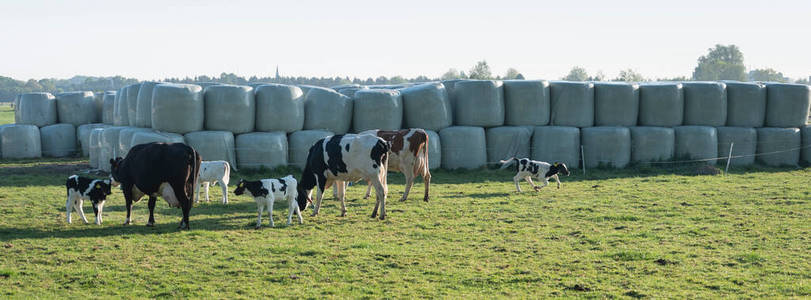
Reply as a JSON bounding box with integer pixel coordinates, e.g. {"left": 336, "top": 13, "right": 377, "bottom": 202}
{"left": 379, "top": 215, "right": 386, "bottom": 221}
{"left": 146, "top": 222, "right": 154, "bottom": 227}
{"left": 423, "top": 197, "right": 429, "bottom": 202}
{"left": 122, "top": 221, "right": 130, "bottom": 225}
{"left": 255, "top": 226, "right": 261, "bottom": 230}
{"left": 370, "top": 213, "right": 377, "bottom": 219}
{"left": 340, "top": 212, "right": 346, "bottom": 217}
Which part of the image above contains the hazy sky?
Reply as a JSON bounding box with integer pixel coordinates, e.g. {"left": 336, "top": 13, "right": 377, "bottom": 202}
{"left": 1, "top": 0, "right": 809, "bottom": 81}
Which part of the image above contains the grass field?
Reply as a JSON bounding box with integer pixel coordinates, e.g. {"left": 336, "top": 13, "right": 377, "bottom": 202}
{"left": 0, "top": 103, "right": 13, "bottom": 125}
{"left": 0, "top": 156, "right": 809, "bottom": 298}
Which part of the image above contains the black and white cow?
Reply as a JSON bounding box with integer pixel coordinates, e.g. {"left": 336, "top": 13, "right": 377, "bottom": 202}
{"left": 109, "top": 142, "right": 201, "bottom": 229}
{"left": 233, "top": 175, "right": 301, "bottom": 228}
{"left": 499, "top": 157, "right": 570, "bottom": 192}
{"left": 297, "top": 134, "right": 391, "bottom": 219}
{"left": 65, "top": 175, "right": 113, "bottom": 225}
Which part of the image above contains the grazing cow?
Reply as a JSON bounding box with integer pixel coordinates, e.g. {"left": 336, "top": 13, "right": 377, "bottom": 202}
{"left": 297, "top": 134, "right": 390, "bottom": 219}
{"left": 499, "top": 157, "right": 570, "bottom": 192}
{"left": 194, "top": 160, "right": 231, "bottom": 204}
{"left": 233, "top": 175, "right": 301, "bottom": 228}
{"left": 358, "top": 129, "right": 431, "bottom": 202}
{"left": 65, "top": 175, "right": 113, "bottom": 225}
{"left": 109, "top": 142, "right": 201, "bottom": 229}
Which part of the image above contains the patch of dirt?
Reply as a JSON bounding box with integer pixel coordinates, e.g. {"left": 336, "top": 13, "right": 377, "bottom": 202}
{"left": 0, "top": 161, "right": 101, "bottom": 176}
{"left": 695, "top": 165, "right": 721, "bottom": 176}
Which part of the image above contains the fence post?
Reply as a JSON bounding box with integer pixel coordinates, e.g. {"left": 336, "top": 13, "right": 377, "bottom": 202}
{"left": 724, "top": 142, "right": 734, "bottom": 176}
{"left": 580, "top": 145, "right": 586, "bottom": 177}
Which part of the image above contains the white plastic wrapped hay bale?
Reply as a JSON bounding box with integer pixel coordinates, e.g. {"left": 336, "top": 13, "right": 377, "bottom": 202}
{"left": 724, "top": 81, "right": 766, "bottom": 127}
{"left": 130, "top": 131, "right": 185, "bottom": 147}
{"left": 401, "top": 83, "right": 452, "bottom": 131}
{"left": 674, "top": 126, "right": 717, "bottom": 164}
{"left": 503, "top": 80, "right": 550, "bottom": 126}
{"left": 126, "top": 84, "right": 141, "bottom": 127}
{"left": 135, "top": 82, "right": 161, "bottom": 128}
{"left": 18, "top": 93, "right": 57, "bottom": 127}
{"left": 102, "top": 92, "right": 116, "bottom": 125}
{"left": 77, "top": 123, "right": 107, "bottom": 157}
{"left": 255, "top": 84, "right": 305, "bottom": 133}
{"left": 114, "top": 87, "right": 129, "bottom": 126}
{"left": 55, "top": 91, "right": 97, "bottom": 126}
{"left": 682, "top": 82, "right": 727, "bottom": 126}
{"left": 550, "top": 81, "right": 594, "bottom": 128}
{"left": 765, "top": 83, "right": 811, "bottom": 128}
{"left": 40, "top": 124, "right": 76, "bottom": 157}
{"left": 581, "top": 127, "right": 631, "bottom": 168}
{"left": 288, "top": 130, "right": 334, "bottom": 169}
{"left": 352, "top": 89, "right": 403, "bottom": 132}
{"left": 802, "top": 125, "right": 811, "bottom": 164}
{"left": 203, "top": 85, "right": 255, "bottom": 134}
{"left": 89, "top": 128, "right": 105, "bottom": 168}
{"left": 629, "top": 126, "right": 674, "bottom": 163}
{"left": 1, "top": 124, "right": 41, "bottom": 158}
{"left": 118, "top": 127, "right": 153, "bottom": 158}
{"left": 151, "top": 83, "right": 204, "bottom": 134}
{"left": 638, "top": 83, "right": 683, "bottom": 126}
{"left": 425, "top": 129, "right": 441, "bottom": 170}
{"left": 441, "top": 79, "right": 463, "bottom": 107}
{"left": 453, "top": 80, "right": 505, "bottom": 127}
{"left": 303, "top": 87, "right": 353, "bottom": 134}
{"left": 594, "top": 82, "right": 639, "bottom": 126}
{"left": 184, "top": 131, "right": 237, "bottom": 170}
{"left": 334, "top": 85, "right": 368, "bottom": 98}
{"left": 716, "top": 127, "right": 756, "bottom": 166}
{"left": 440, "top": 126, "right": 486, "bottom": 170}
{"left": 756, "top": 127, "right": 801, "bottom": 166}
{"left": 298, "top": 85, "right": 319, "bottom": 96}
{"left": 485, "top": 126, "right": 531, "bottom": 164}
{"left": 0, "top": 124, "right": 9, "bottom": 157}
{"left": 235, "top": 132, "right": 288, "bottom": 170}
{"left": 532, "top": 126, "right": 580, "bottom": 168}
{"left": 13, "top": 95, "right": 20, "bottom": 123}
{"left": 94, "top": 92, "right": 104, "bottom": 122}
{"left": 99, "top": 127, "right": 127, "bottom": 171}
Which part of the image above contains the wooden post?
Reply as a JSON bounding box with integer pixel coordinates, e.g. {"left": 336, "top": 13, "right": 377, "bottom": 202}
{"left": 724, "top": 142, "right": 734, "bottom": 176}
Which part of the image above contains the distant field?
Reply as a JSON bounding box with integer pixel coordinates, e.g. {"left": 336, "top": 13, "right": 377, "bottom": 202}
{"left": 0, "top": 103, "right": 12, "bottom": 125}
{"left": 0, "top": 157, "right": 808, "bottom": 298}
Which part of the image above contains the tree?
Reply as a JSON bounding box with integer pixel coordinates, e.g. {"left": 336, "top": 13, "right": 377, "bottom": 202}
{"left": 692, "top": 44, "right": 746, "bottom": 81}
{"left": 459, "top": 71, "right": 467, "bottom": 79}
{"left": 468, "top": 60, "right": 492, "bottom": 80}
{"left": 796, "top": 76, "right": 811, "bottom": 85}
{"left": 748, "top": 68, "right": 789, "bottom": 82}
{"left": 613, "top": 69, "right": 646, "bottom": 82}
{"left": 515, "top": 73, "right": 525, "bottom": 80}
{"left": 588, "top": 71, "right": 606, "bottom": 81}
{"left": 504, "top": 68, "right": 520, "bottom": 80}
{"left": 563, "top": 66, "right": 589, "bottom": 81}
{"left": 441, "top": 68, "right": 461, "bottom": 80}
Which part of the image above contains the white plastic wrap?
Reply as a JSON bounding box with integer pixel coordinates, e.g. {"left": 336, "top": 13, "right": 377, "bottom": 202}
{"left": 235, "top": 132, "right": 288, "bottom": 170}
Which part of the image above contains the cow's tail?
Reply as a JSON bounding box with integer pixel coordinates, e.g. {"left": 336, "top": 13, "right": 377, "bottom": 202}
{"left": 186, "top": 148, "right": 201, "bottom": 201}
{"left": 499, "top": 157, "right": 517, "bottom": 170}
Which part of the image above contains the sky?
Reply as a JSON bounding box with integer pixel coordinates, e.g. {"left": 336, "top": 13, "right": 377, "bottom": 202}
{"left": 1, "top": 0, "right": 810, "bottom": 82}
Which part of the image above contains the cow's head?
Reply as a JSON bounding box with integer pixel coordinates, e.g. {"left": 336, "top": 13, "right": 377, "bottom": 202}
{"left": 90, "top": 180, "right": 112, "bottom": 221}
{"left": 553, "top": 162, "right": 570, "bottom": 176}
{"left": 295, "top": 185, "right": 312, "bottom": 212}
{"left": 108, "top": 157, "right": 124, "bottom": 187}
{"left": 233, "top": 179, "right": 247, "bottom": 196}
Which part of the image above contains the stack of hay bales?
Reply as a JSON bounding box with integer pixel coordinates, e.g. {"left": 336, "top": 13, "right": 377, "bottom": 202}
{"left": 204, "top": 85, "right": 255, "bottom": 134}
{"left": 550, "top": 81, "right": 594, "bottom": 127}
{"left": 102, "top": 92, "right": 116, "bottom": 125}
{"left": 89, "top": 128, "right": 105, "bottom": 168}
{"left": 288, "top": 130, "right": 334, "bottom": 170}
{"left": 532, "top": 126, "right": 580, "bottom": 168}
{"left": 118, "top": 127, "right": 154, "bottom": 158}
{"left": 255, "top": 84, "right": 304, "bottom": 133}
{"left": 135, "top": 82, "right": 161, "bottom": 128}
{"left": 638, "top": 83, "right": 683, "bottom": 126}
{"left": 674, "top": 126, "right": 718, "bottom": 164}
{"left": 594, "top": 82, "right": 638, "bottom": 126}
{"left": 17, "top": 93, "right": 57, "bottom": 127}
{"left": 453, "top": 80, "right": 504, "bottom": 127}
{"left": 581, "top": 127, "right": 631, "bottom": 168}
{"left": 151, "top": 83, "right": 204, "bottom": 134}
{"left": 39, "top": 123, "right": 76, "bottom": 157}
{"left": 1, "top": 125, "right": 41, "bottom": 159}
{"left": 184, "top": 131, "right": 237, "bottom": 169}
{"left": 352, "top": 89, "right": 403, "bottom": 132}
{"left": 629, "top": 127, "right": 674, "bottom": 163}
{"left": 485, "top": 126, "right": 531, "bottom": 164}
{"left": 503, "top": 80, "right": 550, "bottom": 126}
{"left": 440, "top": 126, "right": 486, "bottom": 169}
{"left": 683, "top": 82, "right": 727, "bottom": 126}
{"left": 56, "top": 91, "right": 97, "bottom": 125}
{"left": 303, "top": 87, "right": 352, "bottom": 134}
{"left": 401, "top": 83, "right": 452, "bottom": 132}
{"left": 77, "top": 124, "right": 108, "bottom": 157}
{"left": 125, "top": 83, "right": 141, "bottom": 127}
{"left": 235, "top": 132, "right": 288, "bottom": 169}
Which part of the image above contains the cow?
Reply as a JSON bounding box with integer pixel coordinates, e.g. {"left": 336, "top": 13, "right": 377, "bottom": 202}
{"left": 499, "top": 157, "right": 570, "bottom": 192}
{"left": 194, "top": 160, "right": 231, "bottom": 204}
{"left": 109, "top": 142, "right": 201, "bottom": 230}
{"left": 65, "top": 175, "right": 113, "bottom": 225}
{"left": 358, "top": 129, "right": 431, "bottom": 202}
{"left": 233, "top": 175, "right": 301, "bottom": 228}
{"left": 296, "top": 134, "right": 390, "bottom": 219}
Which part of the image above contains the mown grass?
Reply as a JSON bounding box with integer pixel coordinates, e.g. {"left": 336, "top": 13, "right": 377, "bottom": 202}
{"left": 0, "top": 157, "right": 809, "bottom": 298}
{"left": 0, "top": 103, "right": 13, "bottom": 125}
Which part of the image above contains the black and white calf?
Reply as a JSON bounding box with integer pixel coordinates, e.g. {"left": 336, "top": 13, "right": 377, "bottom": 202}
{"left": 194, "top": 160, "right": 231, "bottom": 204}
{"left": 66, "top": 175, "right": 113, "bottom": 224}
{"left": 499, "top": 157, "right": 570, "bottom": 192}
{"left": 233, "top": 175, "right": 301, "bottom": 228}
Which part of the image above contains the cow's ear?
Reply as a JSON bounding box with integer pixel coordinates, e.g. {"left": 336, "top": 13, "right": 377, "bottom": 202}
{"left": 109, "top": 159, "right": 116, "bottom": 166}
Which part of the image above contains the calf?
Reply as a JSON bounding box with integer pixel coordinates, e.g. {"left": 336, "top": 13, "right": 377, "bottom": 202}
{"left": 234, "top": 175, "right": 301, "bottom": 228}
{"left": 499, "top": 157, "right": 570, "bottom": 192}
{"left": 194, "top": 160, "right": 231, "bottom": 204}
{"left": 359, "top": 129, "right": 431, "bottom": 202}
{"left": 109, "top": 142, "right": 201, "bottom": 229}
{"left": 65, "top": 175, "right": 113, "bottom": 225}
{"left": 297, "top": 134, "right": 390, "bottom": 219}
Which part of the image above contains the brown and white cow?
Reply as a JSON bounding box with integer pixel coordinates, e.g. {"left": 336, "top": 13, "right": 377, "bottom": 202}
{"left": 359, "top": 128, "right": 431, "bottom": 202}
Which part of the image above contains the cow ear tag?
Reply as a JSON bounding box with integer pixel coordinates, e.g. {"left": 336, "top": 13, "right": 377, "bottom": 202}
{"left": 95, "top": 184, "right": 101, "bottom": 189}
{"left": 553, "top": 162, "right": 559, "bottom": 167}
{"left": 239, "top": 182, "right": 244, "bottom": 187}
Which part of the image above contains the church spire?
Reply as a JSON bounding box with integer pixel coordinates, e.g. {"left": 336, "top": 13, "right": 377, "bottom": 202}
{"left": 275, "top": 65, "right": 280, "bottom": 79}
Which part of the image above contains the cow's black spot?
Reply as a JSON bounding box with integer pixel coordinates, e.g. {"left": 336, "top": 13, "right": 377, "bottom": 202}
{"left": 372, "top": 164, "right": 378, "bottom": 169}
{"left": 345, "top": 143, "right": 350, "bottom": 152}
{"left": 298, "top": 139, "right": 328, "bottom": 211}
{"left": 370, "top": 139, "right": 389, "bottom": 167}
{"left": 519, "top": 159, "right": 528, "bottom": 172}
{"left": 245, "top": 180, "right": 268, "bottom": 197}
{"left": 529, "top": 163, "right": 539, "bottom": 175}
{"left": 326, "top": 135, "right": 348, "bottom": 176}
{"left": 278, "top": 178, "right": 287, "bottom": 193}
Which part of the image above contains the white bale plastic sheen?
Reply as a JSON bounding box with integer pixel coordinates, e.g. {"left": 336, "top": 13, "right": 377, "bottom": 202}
{"left": 352, "top": 89, "right": 403, "bottom": 132}
{"left": 441, "top": 79, "right": 462, "bottom": 111}
{"left": 204, "top": 85, "right": 255, "bottom": 134}
{"left": 453, "top": 80, "right": 505, "bottom": 127}
{"left": 639, "top": 83, "right": 684, "bottom": 126}
{"left": 93, "top": 92, "right": 104, "bottom": 123}
{"left": 439, "top": 126, "right": 486, "bottom": 170}
{"left": 801, "top": 125, "right": 811, "bottom": 164}
{"left": 532, "top": 126, "right": 580, "bottom": 168}
{"left": 503, "top": 80, "right": 550, "bottom": 126}
{"left": 629, "top": 126, "right": 674, "bottom": 163}
{"left": 485, "top": 126, "right": 532, "bottom": 164}
{"left": 581, "top": 127, "right": 631, "bottom": 168}
{"left": 1, "top": 125, "right": 41, "bottom": 158}
{"left": 40, "top": 124, "right": 76, "bottom": 157}
{"left": 130, "top": 131, "right": 185, "bottom": 146}
{"left": 77, "top": 123, "right": 107, "bottom": 157}
{"left": 88, "top": 128, "right": 104, "bottom": 168}
{"left": 99, "top": 127, "right": 127, "bottom": 171}
{"left": 113, "top": 87, "right": 129, "bottom": 126}
{"left": 594, "top": 82, "right": 639, "bottom": 126}
{"left": 682, "top": 82, "right": 727, "bottom": 126}
{"left": 334, "top": 85, "right": 369, "bottom": 98}
{"left": 756, "top": 127, "right": 801, "bottom": 166}
{"left": 235, "top": 132, "right": 288, "bottom": 170}
{"left": 18, "top": 93, "right": 57, "bottom": 127}
{"left": 303, "top": 87, "right": 353, "bottom": 134}
{"left": 102, "top": 92, "right": 116, "bottom": 125}
{"left": 184, "top": 131, "right": 237, "bottom": 170}
{"left": 151, "top": 83, "right": 204, "bottom": 134}
{"left": 425, "top": 129, "right": 441, "bottom": 170}
{"left": 674, "top": 126, "right": 717, "bottom": 164}
{"left": 716, "top": 127, "right": 757, "bottom": 166}
{"left": 724, "top": 81, "right": 766, "bottom": 127}
{"left": 118, "top": 127, "right": 153, "bottom": 158}
{"left": 550, "top": 81, "right": 594, "bottom": 128}
{"left": 401, "top": 83, "right": 453, "bottom": 131}
{"left": 288, "top": 130, "right": 334, "bottom": 169}
{"left": 255, "top": 84, "right": 305, "bottom": 133}
{"left": 765, "top": 83, "right": 811, "bottom": 128}
{"left": 135, "top": 82, "right": 160, "bottom": 128}
{"left": 126, "top": 84, "right": 141, "bottom": 127}
{"left": 0, "top": 124, "right": 9, "bottom": 157}
{"left": 298, "top": 85, "right": 319, "bottom": 96}
{"left": 55, "top": 91, "right": 97, "bottom": 126}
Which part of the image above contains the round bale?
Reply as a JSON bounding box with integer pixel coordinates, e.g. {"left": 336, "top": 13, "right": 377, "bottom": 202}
{"left": 352, "top": 89, "right": 403, "bottom": 132}
{"left": 453, "top": 80, "right": 505, "bottom": 127}
{"left": 118, "top": 127, "right": 153, "bottom": 159}
{"left": 723, "top": 81, "right": 766, "bottom": 127}
{"left": 77, "top": 123, "right": 108, "bottom": 157}
{"left": 629, "top": 126, "right": 675, "bottom": 163}
{"left": 114, "top": 87, "right": 129, "bottom": 126}
{"left": 303, "top": 87, "right": 353, "bottom": 134}
{"left": 102, "top": 92, "right": 116, "bottom": 125}
{"left": 441, "top": 79, "right": 463, "bottom": 110}
{"left": 638, "top": 83, "right": 683, "bottom": 126}
{"left": 235, "top": 132, "right": 288, "bottom": 170}
{"left": 594, "top": 82, "right": 639, "bottom": 126}
{"left": 18, "top": 93, "right": 57, "bottom": 127}
{"left": 55, "top": 91, "right": 97, "bottom": 126}
{"left": 683, "top": 81, "right": 727, "bottom": 126}
{"left": 802, "top": 125, "right": 811, "bottom": 164}
{"left": 486, "top": 126, "right": 532, "bottom": 164}
{"left": 439, "top": 126, "right": 486, "bottom": 170}
{"left": 716, "top": 127, "right": 757, "bottom": 166}
{"left": 40, "top": 124, "right": 76, "bottom": 157}
{"left": 130, "top": 131, "right": 185, "bottom": 147}
{"left": 93, "top": 92, "right": 104, "bottom": 123}
{"left": 550, "top": 81, "right": 594, "bottom": 128}
{"left": 1, "top": 124, "right": 41, "bottom": 159}
{"left": 674, "top": 126, "right": 718, "bottom": 164}
{"left": 151, "top": 83, "right": 204, "bottom": 134}
{"left": 765, "top": 83, "right": 811, "bottom": 128}
{"left": 89, "top": 128, "right": 104, "bottom": 168}
{"left": 204, "top": 85, "right": 255, "bottom": 134}
{"left": 425, "top": 129, "right": 441, "bottom": 170}
{"left": 503, "top": 80, "right": 550, "bottom": 126}
{"left": 288, "top": 130, "right": 334, "bottom": 170}
{"left": 100, "top": 127, "right": 127, "bottom": 171}
{"left": 401, "top": 83, "right": 452, "bottom": 132}
{"left": 581, "top": 127, "right": 631, "bottom": 168}
{"left": 255, "top": 84, "right": 304, "bottom": 133}
{"left": 135, "top": 82, "right": 161, "bottom": 128}
{"left": 532, "top": 126, "right": 580, "bottom": 168}
{"left": 756, "top": 127, "right": 801, "bottom": 166}
{"left": 184, "top": 131, "right": 237, "bottom": 169}
{"left": 126, "top": 84, "right": 141, "bottom": 127}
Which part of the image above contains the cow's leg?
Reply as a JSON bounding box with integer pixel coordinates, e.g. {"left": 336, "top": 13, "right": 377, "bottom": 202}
{"left": 422, "top": 170, "right": 431, "bottom": 202}
{"left": 194, "top": 182, "right": 200, "bottom": 203}
{"left": 554, "top": 174, "right": 561, "bottom": 189}
{"left": 204, "top": 182, "right": 210, "bottom": 202}
{"left": 123, "top": 184, "right": 134, "bottom": 225}
{"left": 268, "top": 194, "right": 275, "bottom": 227}
{"left": 312, "top": 179, "right": 332, "bottom": 217}
{"left": 513, "top": 174, "right": 523, "bottom": 193}
{"left": 256, "top": 198, "right": 264, "bottom": 229}
{"left": 332, "top": 182, "right": 339, "bottom": 199}
{"left": 169, "top": 182, "right": 191, "bottom": 230}
{"left": 219, "top": 181, "right": 228, "bottom": 204}
{"left": 370, "top": 176, "right": 387, "bottom": 220}
{"left": 338, "top": 180, "right": 347, "bottom": 217}
{"left": 76, "top": 198, "right": 89, "bottom": 224}
{"left": 66, "top": 193, "right": 74, "bottom": 224}
{"left": 146, "top": 196, "right": 157, "bottom": 226}
{"left": 95, "top": 201, "right": 105, "bottom": 225}
{"left": 364, "top": 183, "right": 372, "bottom": 200}
{"left": 400, "top": 172, "right": 415, "bottom": 202}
